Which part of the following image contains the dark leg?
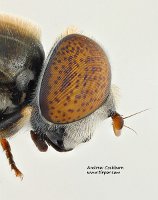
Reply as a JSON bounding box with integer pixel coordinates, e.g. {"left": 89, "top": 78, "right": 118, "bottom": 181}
{"left": 0, "top": 138, "right": 23, "bottom": 179}
{"left": 0, "top": 106, "right": 32, "bottom": 138}
{"left": 30, "top": 130, "right": 48, "bottom": 152}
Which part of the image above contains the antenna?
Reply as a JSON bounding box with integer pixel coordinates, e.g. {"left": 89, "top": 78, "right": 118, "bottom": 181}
{"left": 123, "top": 109, "right": 149, "bottom": 120}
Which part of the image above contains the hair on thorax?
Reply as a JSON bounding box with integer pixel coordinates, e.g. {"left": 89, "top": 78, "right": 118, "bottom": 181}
{"left": 0, "top": 14, "right": 41, "bottom": 41}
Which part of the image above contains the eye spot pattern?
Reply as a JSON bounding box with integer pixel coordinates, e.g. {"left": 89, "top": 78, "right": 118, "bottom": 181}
{"left": 39, "top": 34, "right": 111, "bottom": 123}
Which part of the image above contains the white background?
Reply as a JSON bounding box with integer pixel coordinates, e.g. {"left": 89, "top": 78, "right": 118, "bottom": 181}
{"left": 0, "top": 0, "right": 158, "bottom": 199}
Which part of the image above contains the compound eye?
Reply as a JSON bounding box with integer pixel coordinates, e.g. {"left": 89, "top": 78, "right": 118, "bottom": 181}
{"left": 39, "top": 34, "right": 111, "bottom": 124}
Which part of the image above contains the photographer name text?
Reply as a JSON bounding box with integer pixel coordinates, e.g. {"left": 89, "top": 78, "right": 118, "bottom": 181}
{"left": 87, "top": 165, "right": 124, "bottom": 175}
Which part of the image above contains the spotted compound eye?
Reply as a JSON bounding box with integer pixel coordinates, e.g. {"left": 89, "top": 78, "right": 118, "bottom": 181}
{"left": 39, "top": 34, "right": 111, "bottom": 124}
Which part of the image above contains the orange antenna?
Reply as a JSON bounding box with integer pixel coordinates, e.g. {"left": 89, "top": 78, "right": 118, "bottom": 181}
{"left": 111, "top": 109, "right": 148, "bottom": 137}
{"left": 111, "top": 113, "right": 124, "bottom": 137}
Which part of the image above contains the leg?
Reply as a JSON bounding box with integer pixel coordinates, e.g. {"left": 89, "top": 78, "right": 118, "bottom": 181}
{"left": 0, "top": 138, "right": 23, "bottom": 179}
{"left": 0, "top": 105, "right": 32, "bottom": 139}
{"left": 30, "top": 130, "right": 48, "bottom": 152}
{"left": 0, "top": 106, "right": 32, "bottom": 178}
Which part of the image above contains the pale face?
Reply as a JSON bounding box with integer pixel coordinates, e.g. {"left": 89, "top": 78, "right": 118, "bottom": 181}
{"left": 45, "top": 93, "right": 115, "bottom": 151}
{"left": 31, "top": 91, "right": 116, "bottom": 152}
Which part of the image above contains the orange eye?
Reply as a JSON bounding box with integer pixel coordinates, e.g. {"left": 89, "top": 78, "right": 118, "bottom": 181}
{"left": 111, "top": 113, "right": 124, "bottom": 136}
{"left": 39, "top": 34, "right": 111, "bottom": 124}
